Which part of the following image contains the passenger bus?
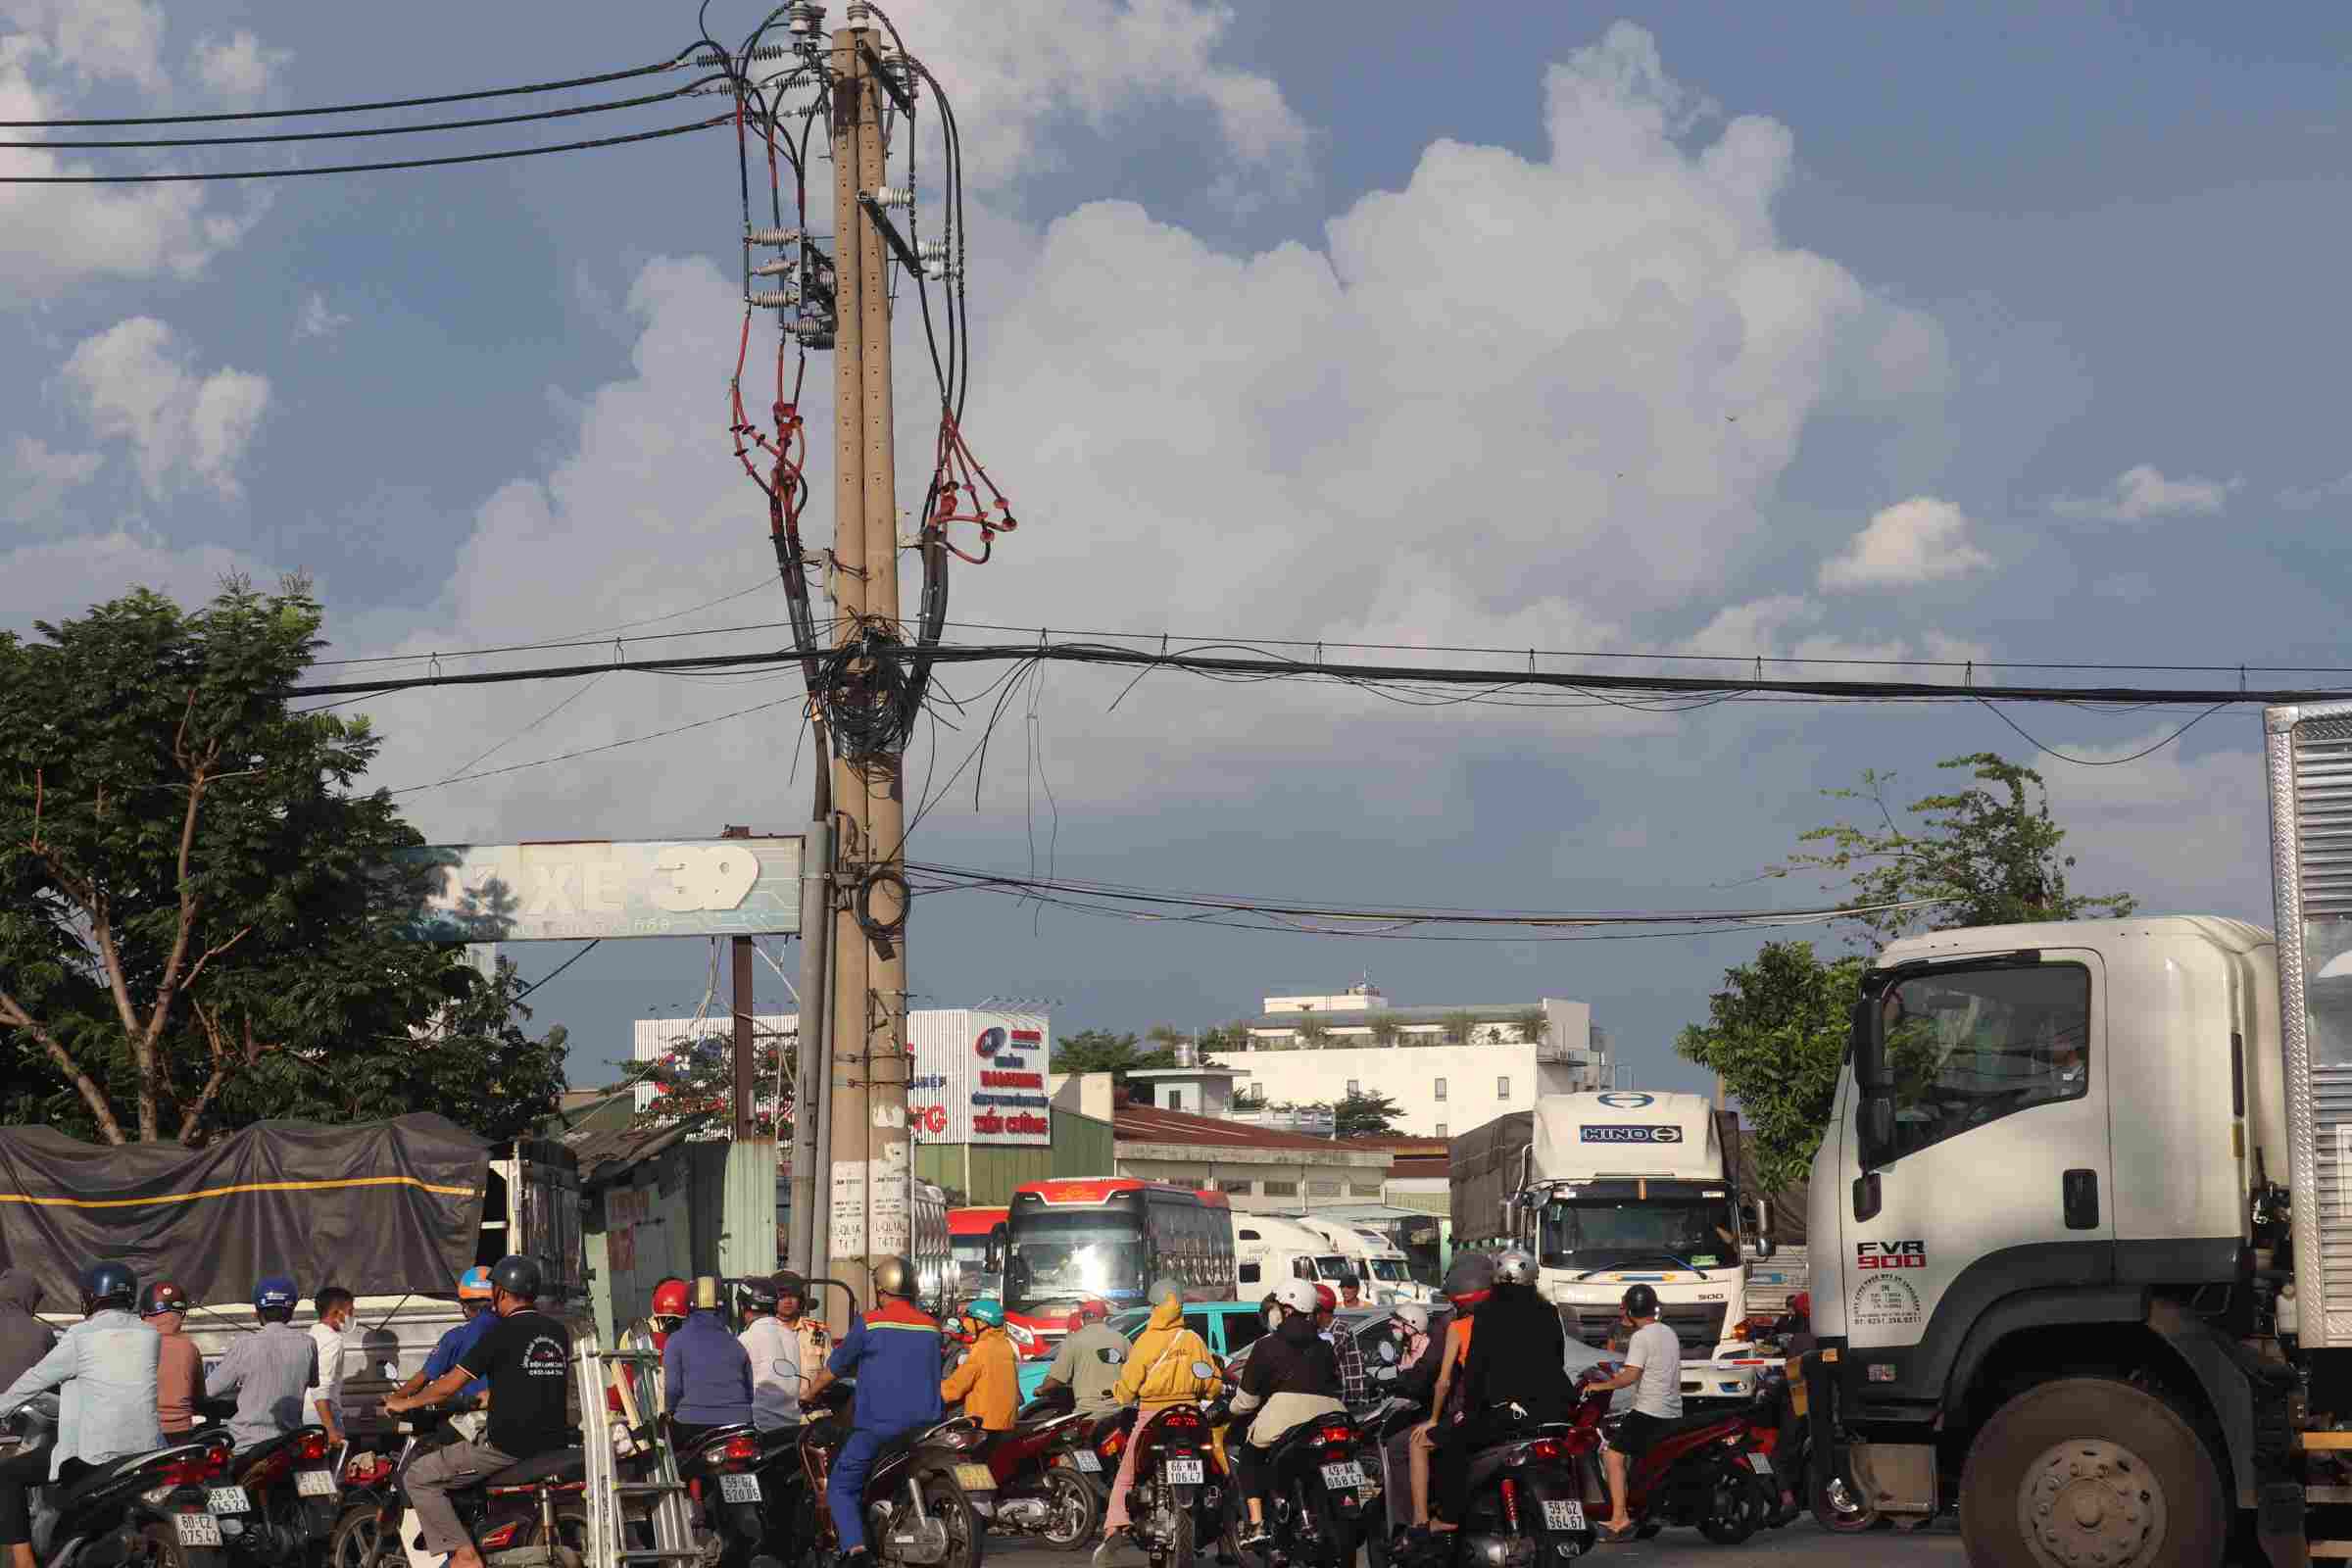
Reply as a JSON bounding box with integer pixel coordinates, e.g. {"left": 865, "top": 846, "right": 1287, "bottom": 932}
{"left": 948, "top": 1205, "right": 1007, "bottom": 1299}
{"left": 1002, "top": 1178, "right": 1236, "bottom": 1359}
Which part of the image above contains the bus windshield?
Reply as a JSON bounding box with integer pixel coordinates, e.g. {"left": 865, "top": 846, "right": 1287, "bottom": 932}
{"left": 1006, "top": 1211, "right": 1147, "bottom": 1310}
{"left": 1538, "top": 1198, "right": 1738, "bottom": 1272}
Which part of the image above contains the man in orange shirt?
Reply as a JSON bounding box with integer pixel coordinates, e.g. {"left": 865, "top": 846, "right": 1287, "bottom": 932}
{"left": 141, "top": 1281, "right": 201, "bottom": 1438}
{"left": 940, "top": 1299, "right": 1018, "bottom": 1431}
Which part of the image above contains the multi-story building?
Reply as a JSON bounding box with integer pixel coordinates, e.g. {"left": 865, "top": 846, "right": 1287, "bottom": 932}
{"left": 1204, "top": 979, "right": 1611, "bottom": 1139}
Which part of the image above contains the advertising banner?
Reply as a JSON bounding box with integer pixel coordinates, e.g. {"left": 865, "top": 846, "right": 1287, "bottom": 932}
{"left": 398, "top": 837, "right": 803, "bottom": 942}
{"left": 906, "top": 1009, "right": 1053, "bottom": 1148}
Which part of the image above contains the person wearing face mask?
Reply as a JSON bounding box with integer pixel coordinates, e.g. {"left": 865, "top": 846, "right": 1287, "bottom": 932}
{"left": 1229, "top": 1279, "right": 1342, "bottom": 1551}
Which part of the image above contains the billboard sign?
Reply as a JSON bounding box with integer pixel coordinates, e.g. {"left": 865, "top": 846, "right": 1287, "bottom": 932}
{"left": 907, "top": 1010, "right": 1053, "bottom": 1147}
{"left": 397, "top": 838, "right": 803, "bottom": 942}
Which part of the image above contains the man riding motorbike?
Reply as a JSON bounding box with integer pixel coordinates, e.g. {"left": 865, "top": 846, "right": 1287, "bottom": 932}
{"left": 1040, "top": 1299, "right": 1126, "bottom": 1416}
{"left": 822, "top": 1256, "right": 943, "bottom": 1568}
{"left": 664, "top": 1277, "right": 753, "bottom": 1449}
{"left": 396, "top": 1267, "right": 497, "bottom": 1406}
{"left": 385, "top": 1255, "right": 573, "bottom": 1568}
{"left": 0, "top": 1263, "right": 167, "bottom": 1568}
{"left": 940, "top": 1299, "right": 1018, "bottom": 1433}
{"left": 740, "top": 1271, "right": 829, "bottom": 1431}
{"left": 207, "top": 1276, "right": 320, "bottom": 1450}
{"left": 1230, "top": 1279, "right": 1342, "bottom": 1551}
{"left": 1310, "top": 1284, "right": 1369, "bottom": 1411}
{"left": 1096, "top": 1279, "right": 1219, "bottom": 1568}
{"left": 1587, "top": 1284, "right": 1681, "bottom": 1543}
{"left": 308, "top": 1286, "right": 356, "bottom": 1446}
{"left": 141, "top": 1282, "right": 201, "bottom": 1438}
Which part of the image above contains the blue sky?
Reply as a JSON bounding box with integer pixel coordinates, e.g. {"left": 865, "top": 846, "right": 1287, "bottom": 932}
{"left": 5, "top": 1, "right": 2344, "bottom": 1097}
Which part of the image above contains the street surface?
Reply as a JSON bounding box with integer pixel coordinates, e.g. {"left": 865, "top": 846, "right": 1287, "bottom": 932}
{"left": 981, "top": 1521, "right": 1969, "bottom": 1566}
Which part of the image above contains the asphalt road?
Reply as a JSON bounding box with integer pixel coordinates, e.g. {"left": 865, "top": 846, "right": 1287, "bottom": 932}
{"left": 981, "top": 1520, "right": 1969, "bottom": 1567}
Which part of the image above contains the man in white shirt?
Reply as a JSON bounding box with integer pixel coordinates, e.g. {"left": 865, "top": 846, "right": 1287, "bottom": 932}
{"left": 306, "top": 1286, "right": 354, "bottom": 1445}
{"left": 1587, "top": 1285, "right": 1680, "bottom": 1540}
{"left": 739, "top": 1271, "right": 828, "bottom": 1431}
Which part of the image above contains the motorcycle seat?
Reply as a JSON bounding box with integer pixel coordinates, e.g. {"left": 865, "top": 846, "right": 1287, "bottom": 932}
{"left": 233, "top": 1425, "right": 325, "bottom": 1463}
{"left": 481, "top": 1448, "right": 587, "bottom": 1488}
{"left": 51, "top": 1445, "right": 199, "bottom": 1507}
{"left": 1645, "top": 1408, "right": 1744, "bottom": 1442}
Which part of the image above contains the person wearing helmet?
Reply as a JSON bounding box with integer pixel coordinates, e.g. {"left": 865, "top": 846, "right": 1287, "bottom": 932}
{"left": 823, "top": 1256, "right": 945, "bottom": 1565}
{"left": 1229, "top": 1277, "right": 1341, "bottom": 1550}
{"left": 664, "top": 1277, "right": 753, "bottom": 1447}
{"left": 649, "top": 1277, "right": 691, "bottom": 1348}
{"left": 1590, "top": 1284, "right": 1680, "bottom": 1541}
{"left": 940, "top": 1298, "right": 1018, "bottom": 1432}
{"left": 398, "top": 1266, "right": 498, "bottom": 1405}
{"left": 741, "top": 1271, "right": 829, "bottom": 1431}
{"left": 1406, "top": 1252, "right": 1494, "bottom": 1533}
{"left": 141, "top": 1282, "right": 200, "bottom": 1436}
{"left": 1437, "top": 1250, "right": 1570, "bottom": 1525}
{"left": 0, "top": 1262, "right": 166, "bottom": 1566}
{"left": 1041, "top": 1298, "right": 1125, "bottom": 1416}
{"left": 389, "top": 1255, "right": 573, "bottom": 1568}
{"left": 206, "top": 1275, "right": 321, "bottom": 1450}
{"left": 1098, "top": 1280, "right": 1220, "bottom": 1566}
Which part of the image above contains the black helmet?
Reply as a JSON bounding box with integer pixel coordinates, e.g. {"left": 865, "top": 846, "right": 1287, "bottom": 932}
{"left": 489, "top": 1254, "right": 544, "bottom": 1300}
{"left": 744, "top": 1277, "right": 779, "bottom": 1312}
{"left": 1442, "top": 1251, "right": 1495, "bottom": 1308}
{"left": 771, "top": 1271, "right": 807, "bottom": 1303}
{"left": 81, "top": 1262, "right": 137, "bottom": 1314}
{"left": 1621, "top": 1283, "right": 1660, "bottom": 1320}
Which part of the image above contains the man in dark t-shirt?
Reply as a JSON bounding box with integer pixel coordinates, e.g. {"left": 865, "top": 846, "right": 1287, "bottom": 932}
{"left": 386, "top": 1256, "right": 573, "bottom": 1568}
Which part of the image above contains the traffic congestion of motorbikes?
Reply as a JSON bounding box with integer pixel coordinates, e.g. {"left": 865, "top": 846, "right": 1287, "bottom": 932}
{"left": 0, "top": 1245, "right": 1825, "bottom": 1568}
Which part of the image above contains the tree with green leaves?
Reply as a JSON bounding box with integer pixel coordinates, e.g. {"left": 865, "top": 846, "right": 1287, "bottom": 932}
{"left": 1674, "top": 942, "right": 1863, "bottom": 1195}
{"left": 1051, "top": 1028, "right": 1175, "bottom": 1082}
{"left": 0, "top": 580, "right": 568, "bottom": 1146}
{"left": 1442, "top": 1009, "right": 1480, "bottom": 1046}
{"left": 629, "top": 1026, "right": 793, "bottom": 1137}
{"left": 1332, "top": 1089, "right": 1405, "bottom": 1138}
{"left": 1506, "top": 1007, "right": 1549, "bottom": 1046}
{"left": 1780, "top": 753, "right": 2137, "bottom": 947}
{"left": 1364, "top": 1012, "right": 1401, "bottom": 1048}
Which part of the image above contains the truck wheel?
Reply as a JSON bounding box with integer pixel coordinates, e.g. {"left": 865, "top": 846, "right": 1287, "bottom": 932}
{"left": 1959, "top": 1376, "right": 2227, "bottom": 1568}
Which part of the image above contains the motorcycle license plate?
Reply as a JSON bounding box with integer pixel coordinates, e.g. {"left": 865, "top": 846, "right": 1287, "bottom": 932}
{"left": 1319, "top": 1462, "right": 1364, "bottom": 1491}
{"left": 719, "top": 1473, "right": 762, "bottom": 1503}
{"left": 953, "top": 1463, "right": 995, "bottom": 1492}
{"left": 296, "top": 1468, "right": 338, "bottom": 1497}
{"left": 1541, "top": 1500, "right": 1586, "bottom": 1532}
{"left": 174, "top": 1513, "right": 223, "bottom": 1547}
{"left": 1164, "top": 1459, "right": 1204, "bottom": 1485}
{"left": 1747, "top": 1452, "right": 1774, "bottom": 1477}
{"left": 207, "top": 1487, "right": 252, "bottom": 1515}
{"left": 1071, "top": 1449, "right": 1102, "bottom": 1473}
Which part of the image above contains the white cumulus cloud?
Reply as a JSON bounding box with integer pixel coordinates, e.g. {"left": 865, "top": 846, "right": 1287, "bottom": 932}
{"left": 294, "top": 292, "right": 352, "bottom": 341}
{"left": 0, "top": 434, "right": 103, "bottom": 532}
{"left": 3, "top": 0, "right": 167, "bottom": 88}
{"left": 191, "top": 28, "right": 290, "bottom": 102}
{"left": 2049, "top": 463, "right": 2235, "bottom": 522}
{"left": 59, "top": 317, "right": 271, "bottom": 500}
{"left": 1818, "top": 497, "right": 1991, "bottom": 591}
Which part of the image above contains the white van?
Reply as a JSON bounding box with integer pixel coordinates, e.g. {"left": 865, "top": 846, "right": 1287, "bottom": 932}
{"left": 1233, "top": 1213, "right": 1354, "bottom": 1297}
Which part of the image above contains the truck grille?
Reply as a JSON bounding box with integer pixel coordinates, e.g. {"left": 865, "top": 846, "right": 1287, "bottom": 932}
{"left": 1562, "top": 1301, "right": 1727, "bottom": 1356}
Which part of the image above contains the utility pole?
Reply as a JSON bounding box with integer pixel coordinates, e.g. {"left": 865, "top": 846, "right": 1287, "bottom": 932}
{"left": 724, "top": 824, "right": 757, "bottom": 1138}
{"left": 821, "top": 13, "right": 912, "bottom": 1333}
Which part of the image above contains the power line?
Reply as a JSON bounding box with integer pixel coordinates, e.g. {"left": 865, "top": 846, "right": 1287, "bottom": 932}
{"left": 4, "top": 80, "right": 720, "bottom": 150}
{"left": 0, "top": 115, "right": 729, "bottom": 182}
{"left": 389, "top": 689, "right": 803, "bottom": 794}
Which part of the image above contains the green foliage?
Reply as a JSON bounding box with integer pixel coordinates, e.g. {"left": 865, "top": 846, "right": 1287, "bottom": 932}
{"left": 1051, "top": 1028, "right": 1175, "bottom": 1081}
{"left": 1442, "top": 1009, "right": 1479, "bottom": 1046}
{"left": 1506, "top": 1007, "right": 1548, "bottom": 1045}
{"left": 1332, "top": 1088, "right": 1404, "bottom": 1138}
{"left": 1673, "top": 942, "right": 1863, "bottom": 1195}
{"left": 1781, "top": 753, "right": 2137, "bottom": 947}
{"left": 0, "top": 581, "right": 567, "bottom": 1145}
{"left": 1364, "top": 1012, "right": 1401, "bottom": 1047}
{"left": 629, "top": 1025, "right": 793, "bottom": 1137}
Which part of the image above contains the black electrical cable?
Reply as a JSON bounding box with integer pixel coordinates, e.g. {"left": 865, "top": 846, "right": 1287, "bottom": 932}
{"left": 1, "top": 116, "right": 730, "bottom": 182}
{"left": 4, "top": 78, "right": 726, "bottom": 149}
{"left": 514, "top": 939, "right": 601, "bottom": 1000}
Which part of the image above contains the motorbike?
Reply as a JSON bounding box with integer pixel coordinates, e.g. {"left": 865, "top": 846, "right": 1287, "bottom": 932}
{"left": 1224, "top": 1394, "right": 1365, "bottom": 1568}
{"left": 792, "top": 1382, "right": 990, "bottom": 1568}
{"left": 1564, "top": 1374, "right": 1773, "bottom": 1545}
{"left": 188, "top": 1398, "right": 343, "bottom": 1568}
{"left": 670, "top": 1420, "right": 807, "bottom": 1568}
{"left": 2, "top": 1392, "right": 239, "bottom": 1568}
{"left": 1096, "top": 1379, "right": 1228, "bottom": 1568}
{"left": 1359, "top": 1396, "right": 1598, "bottom": 1568}
{"left": 333, "top": 1403, "right": 589, "bottom": 1568}
{"left": 966, "top": 1390, "right": 1101, "bottom": 1549}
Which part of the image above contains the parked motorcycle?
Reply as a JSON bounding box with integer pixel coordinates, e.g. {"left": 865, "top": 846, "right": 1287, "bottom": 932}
{"left": 1565, "top": 1374, "right": 1773, "bottom": 1545}
{"left": 794, "top": 1382, "right": 990, "bottom": 1568}
{"left": 3, "top": 1392, "right": 239, "bottom": 1568}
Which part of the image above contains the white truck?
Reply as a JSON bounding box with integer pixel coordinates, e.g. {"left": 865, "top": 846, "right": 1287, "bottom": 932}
{"left": 1799, "top": 699, "right": 2352, "bottom": 1566}
{"left": 1292, "top": 1216, "right": 1438, "bottom": 1304}
{"left": 1462, "top": 1092, "right": 1773, "bottom": 1361}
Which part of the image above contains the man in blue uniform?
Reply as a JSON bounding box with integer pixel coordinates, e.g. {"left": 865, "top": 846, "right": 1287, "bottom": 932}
{"left": 824, "top": 1257, "right": 943, "bottom": 1565}
{"left": 395, "top": 1267, "right": 497, "bottom": 1405}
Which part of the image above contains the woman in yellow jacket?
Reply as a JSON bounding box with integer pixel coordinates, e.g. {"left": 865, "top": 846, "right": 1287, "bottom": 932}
{"left": 1097, "top": 1280, "right": 1222, "bottom": 1564}
{"left": 942, "top": 1298, "right": 1021, "bottom": 1432}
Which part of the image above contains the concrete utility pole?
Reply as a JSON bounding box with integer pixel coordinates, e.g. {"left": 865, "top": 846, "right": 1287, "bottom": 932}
{"left": 821, "top": 15, "right": 912, "bottom": 1333}
{"left": 724, "top": 824, "right": 758, "bottom": 1139}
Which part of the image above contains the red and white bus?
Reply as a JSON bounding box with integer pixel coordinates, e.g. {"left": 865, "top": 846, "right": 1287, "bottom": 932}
{"left": 948, "top": 1205, "right": 1006, "bottom": 1298}
{"left": 1002, "top": 1178, "right": 1237, "bottom": 1359}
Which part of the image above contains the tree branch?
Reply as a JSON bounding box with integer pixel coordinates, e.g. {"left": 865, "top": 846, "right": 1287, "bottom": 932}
{"left": 138, "top": 700, "right": 221, "bottom": 1142}
{"left": 0, "top": 987, "right": 127, "bottom": 1144}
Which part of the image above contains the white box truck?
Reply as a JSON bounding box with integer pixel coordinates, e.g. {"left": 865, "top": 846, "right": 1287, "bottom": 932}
{"left": 1797, "top": 700, "right": 2352, "bottom": 1566}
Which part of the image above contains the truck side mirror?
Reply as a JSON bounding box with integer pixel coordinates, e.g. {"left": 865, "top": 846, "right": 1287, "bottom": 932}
{"left": 1747, "top": 1198, "right": 1775, "bottom": 1260}
{"left": 1860, "top": 1091, "right": 1896, "bottom": 1167}
{"left": 1852, "top": 995, "right": 1892, "bottom": 1094}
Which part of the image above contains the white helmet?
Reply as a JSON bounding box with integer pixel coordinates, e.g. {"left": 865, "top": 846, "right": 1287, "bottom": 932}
{"left": 1494, "top": 1250, "right": 1538, "bottom": 1287}
{"left": 1389, "top": 1302, "right": 1430, "bottom": 1335}
{"left": 1272, "top": 1279, "right": 1319, "bottom": 1318}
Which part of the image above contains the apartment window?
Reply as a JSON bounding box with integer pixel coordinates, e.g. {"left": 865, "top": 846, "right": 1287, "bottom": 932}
{"left": 1434, "top": 1077, "right": 1447, "bottom": 1102}
{"left": 1262, "top": 1180, "right": 1299, "bottom": 1198}
{"left": 1435, "top": 1122, "right": 1448, "bottom": 1137}
{"left": 1216, "top": 1178, "right": 1252, "bottom": 1195}
{"left": 1347, "top": 1079, "right": 1360, "bottom": 1096}
{"left": 1309, "top": 1180, "right": 1342, "bottom": 1197}
{"left": 1350, "top": 1181, "right": 1383, "bottom": 1198}
{"left": 1497, "top": 1076, "right": 1511, "bottom": 1099}
{"left": 1239, "top": 1261, "right": 1261, "bottom": 1285}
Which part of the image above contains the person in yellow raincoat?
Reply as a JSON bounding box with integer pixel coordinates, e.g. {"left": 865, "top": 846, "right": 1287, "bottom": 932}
{"left": 940, "top": 1298, "right": 1020, "bottom": 1431}
{"left": 1095, "top": 1279, "right": 1222, "bottom": 1566}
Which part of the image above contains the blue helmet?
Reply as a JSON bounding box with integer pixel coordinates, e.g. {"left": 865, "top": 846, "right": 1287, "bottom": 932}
{"left": 966, "top": 1298, "right": 1005, "bottom": 1328}
{"left": 80, "top": 1262, "right": 136, "bottom": 1313}
{"left": 254, "top": 1275, "right": 298, "bottom": 1312}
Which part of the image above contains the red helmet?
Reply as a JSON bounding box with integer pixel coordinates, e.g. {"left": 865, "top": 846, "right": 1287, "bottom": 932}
{"left": 1067, "top": 1298, "right": 1109, "bottom": 1331}
{"left": 1313, "top": 1283, "right": 1338, "bottom": 1313}
{"left": 651, "top": 1279, "right": 690, "bottom": 1320}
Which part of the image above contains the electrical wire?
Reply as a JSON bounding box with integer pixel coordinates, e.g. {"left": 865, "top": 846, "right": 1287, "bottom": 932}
{"left": 514, "top": 939, "right": 601, "bottom": 1001}
{"left": 1, "top": 116, "right": 730, "bottom": 182}
{"left": 390, "top": 689, "right": 804, "bottom": 794}
{"left": 2, "top": 79, "right": 729, "bottom": 149}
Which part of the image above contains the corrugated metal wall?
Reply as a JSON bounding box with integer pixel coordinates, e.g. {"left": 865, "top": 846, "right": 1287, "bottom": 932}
{"left": 910, "top": 1108, "right": 1115, "bottom": 1203}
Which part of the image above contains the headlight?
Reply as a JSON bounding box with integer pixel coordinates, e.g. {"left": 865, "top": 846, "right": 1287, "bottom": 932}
{"left": 1006, "top": 1322, "right": 1036, "bottom": 1348}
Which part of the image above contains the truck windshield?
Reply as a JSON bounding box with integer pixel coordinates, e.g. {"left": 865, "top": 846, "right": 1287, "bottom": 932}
{"left": 1004, "top": 1212, "right": 1146, "bottom": 1311}
{"left": 1538, "top": 1199, "right": 1736, "bottom": 1271}
{"left": 1367, "top": 1257, "right": 1411, "bottom": 1283}
{"left": 1312, "top": 1255, "right": 1355, "bottom": 1282}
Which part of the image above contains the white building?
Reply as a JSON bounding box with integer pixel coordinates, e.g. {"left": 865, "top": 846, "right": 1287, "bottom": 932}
{"left": 1205, "top": 980, "right": 1611, "bottom": 1139}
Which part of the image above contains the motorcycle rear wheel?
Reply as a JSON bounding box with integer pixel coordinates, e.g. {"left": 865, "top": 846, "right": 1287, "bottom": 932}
{"left": 326, "top": 1507, "right": 396, "bottom": 1568}
{"left": 1041, "top": 1468, "right": 1102, "bottom": 1550}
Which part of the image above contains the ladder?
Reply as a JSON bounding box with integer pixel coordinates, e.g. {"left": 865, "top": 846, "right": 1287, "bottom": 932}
{"left": 572, "top": 1331, "right": 705, "bottom": 1568}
